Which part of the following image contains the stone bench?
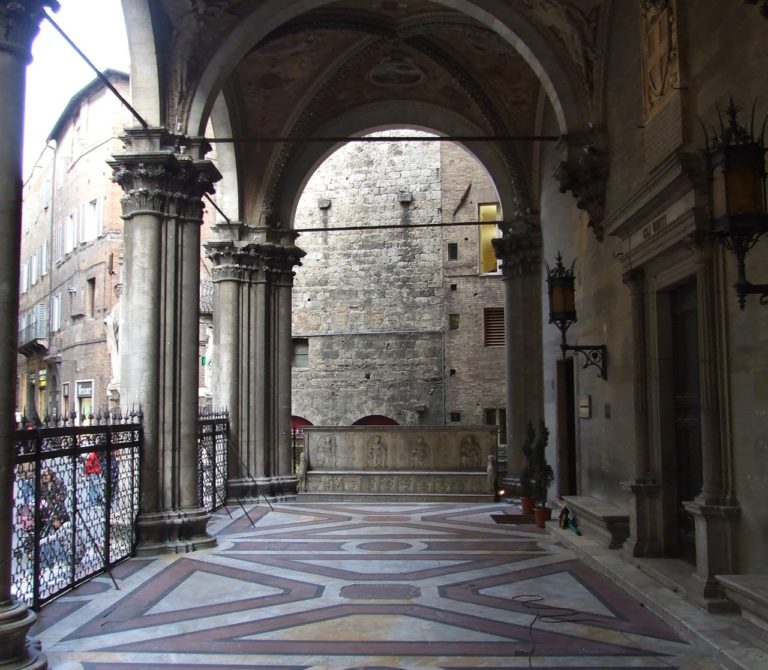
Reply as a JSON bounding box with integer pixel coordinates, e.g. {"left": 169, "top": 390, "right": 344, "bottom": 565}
{"left": 561, "top": 495, "right": 629, "bottom": 549}
{"left": 298, "top": 425, "right": 499, "bottom": 502}
{"left": 716, "top": 575, "right": 768, "bottom": 633}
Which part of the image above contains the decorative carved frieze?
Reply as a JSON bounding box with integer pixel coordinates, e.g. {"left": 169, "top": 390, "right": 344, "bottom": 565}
{"left": 0, "top": 0, "right": 58, "bottom": 57}
{"left": 640, "top": 0, "right": 680, "bottom": 121}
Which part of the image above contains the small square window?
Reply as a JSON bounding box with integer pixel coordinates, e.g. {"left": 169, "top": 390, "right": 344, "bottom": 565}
{"left": 450, "top": 412, "right": 461, "bottom": 423}
{"left": 450, "top": 284, "right": 457, "bottom": 291}
{"left": 449, "top": 314, "right": 460, "bottom": 330}
{"left": 292, "top": 338, "right": 309, "bottom": 368}
{"left": 447, "top": 242, "right": 458, "bottom": 260}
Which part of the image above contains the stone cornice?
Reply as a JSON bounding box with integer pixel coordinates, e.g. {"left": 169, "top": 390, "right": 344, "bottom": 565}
{"left": 0, "top": 1, "right": 58, "bottom": 59}
{"left": 603, "top": 149, "right": 706, "bottom": 241}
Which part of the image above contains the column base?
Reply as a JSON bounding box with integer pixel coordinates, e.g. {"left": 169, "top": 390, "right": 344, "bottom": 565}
{"left": 0, "top": 601, "right": 46, "bottom": 669}
{"left": 135, "top": 508, "right": 217, "bottom": 556}
{"left": 683, "top": 499, "right": 741, "bottom": 610}
{"left": 621, "top": 479, "right": 662, "bottom": 558}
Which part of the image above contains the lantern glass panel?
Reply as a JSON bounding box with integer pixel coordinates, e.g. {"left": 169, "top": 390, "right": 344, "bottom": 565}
{"left": 550, "top": 281, "right": 575, "bottom": 316}
{"left": 725, "top": 161, "right": 766, "bottom": 216}
{"left": 711, "top": 164, "right": 727, "bottom": 220}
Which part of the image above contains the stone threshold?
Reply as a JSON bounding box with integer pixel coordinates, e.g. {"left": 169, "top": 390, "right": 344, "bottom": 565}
{"left": 547, "top": 521, "right": 768, "bottom": 670}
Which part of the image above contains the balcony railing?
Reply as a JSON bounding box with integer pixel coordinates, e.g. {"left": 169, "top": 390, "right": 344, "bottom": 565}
{"left": 11, "top": 412, "right": 142, "bottom": 609}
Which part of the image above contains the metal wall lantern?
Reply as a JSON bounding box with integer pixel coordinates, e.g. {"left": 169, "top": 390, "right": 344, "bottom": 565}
{"left": 545, "top": 252, "right": 607, "bottom": 380}
{"left": 703, "top": 98, "right": 768, "bottom": 309}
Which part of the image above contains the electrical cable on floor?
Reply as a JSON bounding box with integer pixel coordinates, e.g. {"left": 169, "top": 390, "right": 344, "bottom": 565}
{"left": 510, "top": 594, "right": 602, "bottom": 669}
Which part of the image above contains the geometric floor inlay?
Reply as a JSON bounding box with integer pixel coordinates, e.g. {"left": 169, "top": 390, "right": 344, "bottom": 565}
{"left": 34, "top": 502, "right": 717, "bottom": 669}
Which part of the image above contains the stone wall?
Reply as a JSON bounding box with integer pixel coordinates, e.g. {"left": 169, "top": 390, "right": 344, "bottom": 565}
{"left": 292, "top": 131, "right": 506, "bottom": 430}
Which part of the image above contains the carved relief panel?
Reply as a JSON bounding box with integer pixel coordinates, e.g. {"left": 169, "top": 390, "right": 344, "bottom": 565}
{"left": 640, "top": 0, "right": 680, "bottom": 121}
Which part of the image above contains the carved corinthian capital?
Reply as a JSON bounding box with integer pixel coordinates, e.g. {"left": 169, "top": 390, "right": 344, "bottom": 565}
{"left": 110, "top": 151, "right": 221, "bottom": 220}
{"left": 493, "top": 224, "right": 542, "bottom": 278}
{"left": 0, "top": 0, "right": 58, "bottom": 56}
{"left": 205, "top": 239, "right": 306, "bottom": 284}
{"left": 554, "top": 135, "right": 608, "bottom": 241}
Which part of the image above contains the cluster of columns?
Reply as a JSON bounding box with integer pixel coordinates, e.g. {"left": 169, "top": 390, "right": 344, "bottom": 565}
{"left": 205, "top": 226, "right": 305, "bottom": 501}
{"left": 109, "top": 128, "right": 222, "bottom": 554}
{"left": 0, "top": 2, "right": 57, "bottom": 668}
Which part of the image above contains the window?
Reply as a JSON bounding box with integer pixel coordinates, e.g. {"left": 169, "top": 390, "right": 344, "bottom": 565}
{"left": 292, "top": 338, "right": 309, "bottom": 368}
{"left": 80, "top": 198, "right": 102, "bottom": 242}
{"left": 34, "top": 303, "right": 47, "bottom": 339}
{"left": 20, "top": 262, "right": 28, "bottom": 293}
{"left": 30, "top": 253, "right": 38, "bottom": 286}
{"left": 447, "top": 242, "right": 458, "bottom": 260}
{"left": 61, "top": 382, "right": 70, "bottom": 417}
{"left": 64, "top": 214, "right": 76, "bottom": 253}
{"left": 40, "top": 241, "right": 48, "bottom": 276}
{"left": 483, "top": 307, "right": 505, "bottom": 346}
{"left": 50, "top": 294, "right": 61, "bottom": 332}
{"left": 53, "top": 222, "right": 63, "bottom": 261}
{"left": 76, "top": 379, "right": 94, "bottom": 423}
{"left": 478, "top": 203, "right": 501, "bottom": 274}
{"left": 449, "top": 313, "right": 460, "bottom": 330}
{"left": 87, "top": 277, "right": 96, "bottom": 317}
{"left": 450, "top": 412, "right": 461, "bottom": 423}
{"left": 484, "top": 407, "right": 507, "bottom": 446}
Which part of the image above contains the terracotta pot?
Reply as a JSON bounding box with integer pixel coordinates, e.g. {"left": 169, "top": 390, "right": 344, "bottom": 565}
{"left": 533, "top": 506, "right": 552, "bottom": 528}
{"left": 520, "top": 496, "right": 536, "bottom": 514}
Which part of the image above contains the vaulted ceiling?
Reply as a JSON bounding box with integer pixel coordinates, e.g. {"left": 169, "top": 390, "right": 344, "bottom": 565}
{"left": 138, "top": 0, "right": 608, "bottom": 223}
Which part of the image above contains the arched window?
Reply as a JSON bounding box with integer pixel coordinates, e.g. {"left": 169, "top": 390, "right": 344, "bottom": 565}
{"left": 352, "top": 415, "right": 399, "bottom": 426}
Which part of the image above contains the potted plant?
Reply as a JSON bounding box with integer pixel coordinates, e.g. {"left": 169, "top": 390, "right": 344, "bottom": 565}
{"left": 530, "top": 420, "right": 554, "bottom": 528}
{"left": 519, "top": 420, "right": 536, "bottom": 514}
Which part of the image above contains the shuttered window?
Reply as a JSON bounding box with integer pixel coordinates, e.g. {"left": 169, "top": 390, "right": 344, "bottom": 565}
{"left": 483, "top": 307, "right": 505, "bottom": 346}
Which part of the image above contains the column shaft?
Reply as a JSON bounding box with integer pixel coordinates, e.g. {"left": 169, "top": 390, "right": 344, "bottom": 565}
{"left": 0, "top": 3, "right": 57, "bottom": 667}
{"left": 110, "top": 130, "right": 220, "bottom": 554}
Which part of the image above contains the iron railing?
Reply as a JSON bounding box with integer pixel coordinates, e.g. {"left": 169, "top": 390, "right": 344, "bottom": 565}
{"left": 11, "top": 411, "right": 142, "bottom": 609}
{"left": 198, "top": 410, "right": 228, "bottom": 513}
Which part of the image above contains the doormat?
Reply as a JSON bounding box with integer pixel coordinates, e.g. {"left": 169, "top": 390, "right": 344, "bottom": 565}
{"left": 491, "top": 513, "right": 535, "bottom": 525}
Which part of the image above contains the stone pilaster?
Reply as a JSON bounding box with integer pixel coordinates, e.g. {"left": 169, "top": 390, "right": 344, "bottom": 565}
{"left": 0, "top": 3, "right": 57, "bottom": 668}
{"left": 492, "top": 223, "right": 543, "bottom": 490}
{"left": 621, "top": 269, "right": 661, "bottom": 558}
{"left": 206, "top": 228, "right": 305, "bottom": 501}
{"left": 110, "top": 129, "right": 221, "bottom": 554}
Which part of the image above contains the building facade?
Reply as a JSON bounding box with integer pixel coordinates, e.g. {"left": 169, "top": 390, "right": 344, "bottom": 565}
{"left": 291, "top": 131, "right": 506, "bottom": 441}
{"left": 17, "top": 70, "right": 131, "bottom": 423}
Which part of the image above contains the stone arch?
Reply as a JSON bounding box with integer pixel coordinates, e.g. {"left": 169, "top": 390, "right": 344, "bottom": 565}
{"left": 121, "top": 0, "right": 163, "bottom": 126}
{"left": 184, "top": 0, "right": 590, "bottom": 139}
{"left": 270, "top": 101, "right": 523, "bottom": 230}
{"left": 353, "top": 415, "right": 400, "bottom": 426}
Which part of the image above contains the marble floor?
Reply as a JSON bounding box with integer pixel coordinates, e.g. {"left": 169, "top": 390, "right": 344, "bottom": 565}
{"left": 34, "top": 502, "right": 723, "bottom": 669}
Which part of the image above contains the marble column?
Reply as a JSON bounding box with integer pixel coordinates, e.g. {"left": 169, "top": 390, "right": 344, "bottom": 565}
{"left": 110, "top": 129, "right": 221, "bottom": 554}
{"left": 684, "top": 239, "right": 740, "bottom": 608}
{"left": 0, "top": 3, "right": 56, "bottom": 667}
{"left": 206, "top": 228, "right": 304, "bottom": 500}
{"left": 492, "top": 224, "right": 544, "bottom": 490}
{"left": 621, "top": 269, "right": 661, "bottom": 557}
